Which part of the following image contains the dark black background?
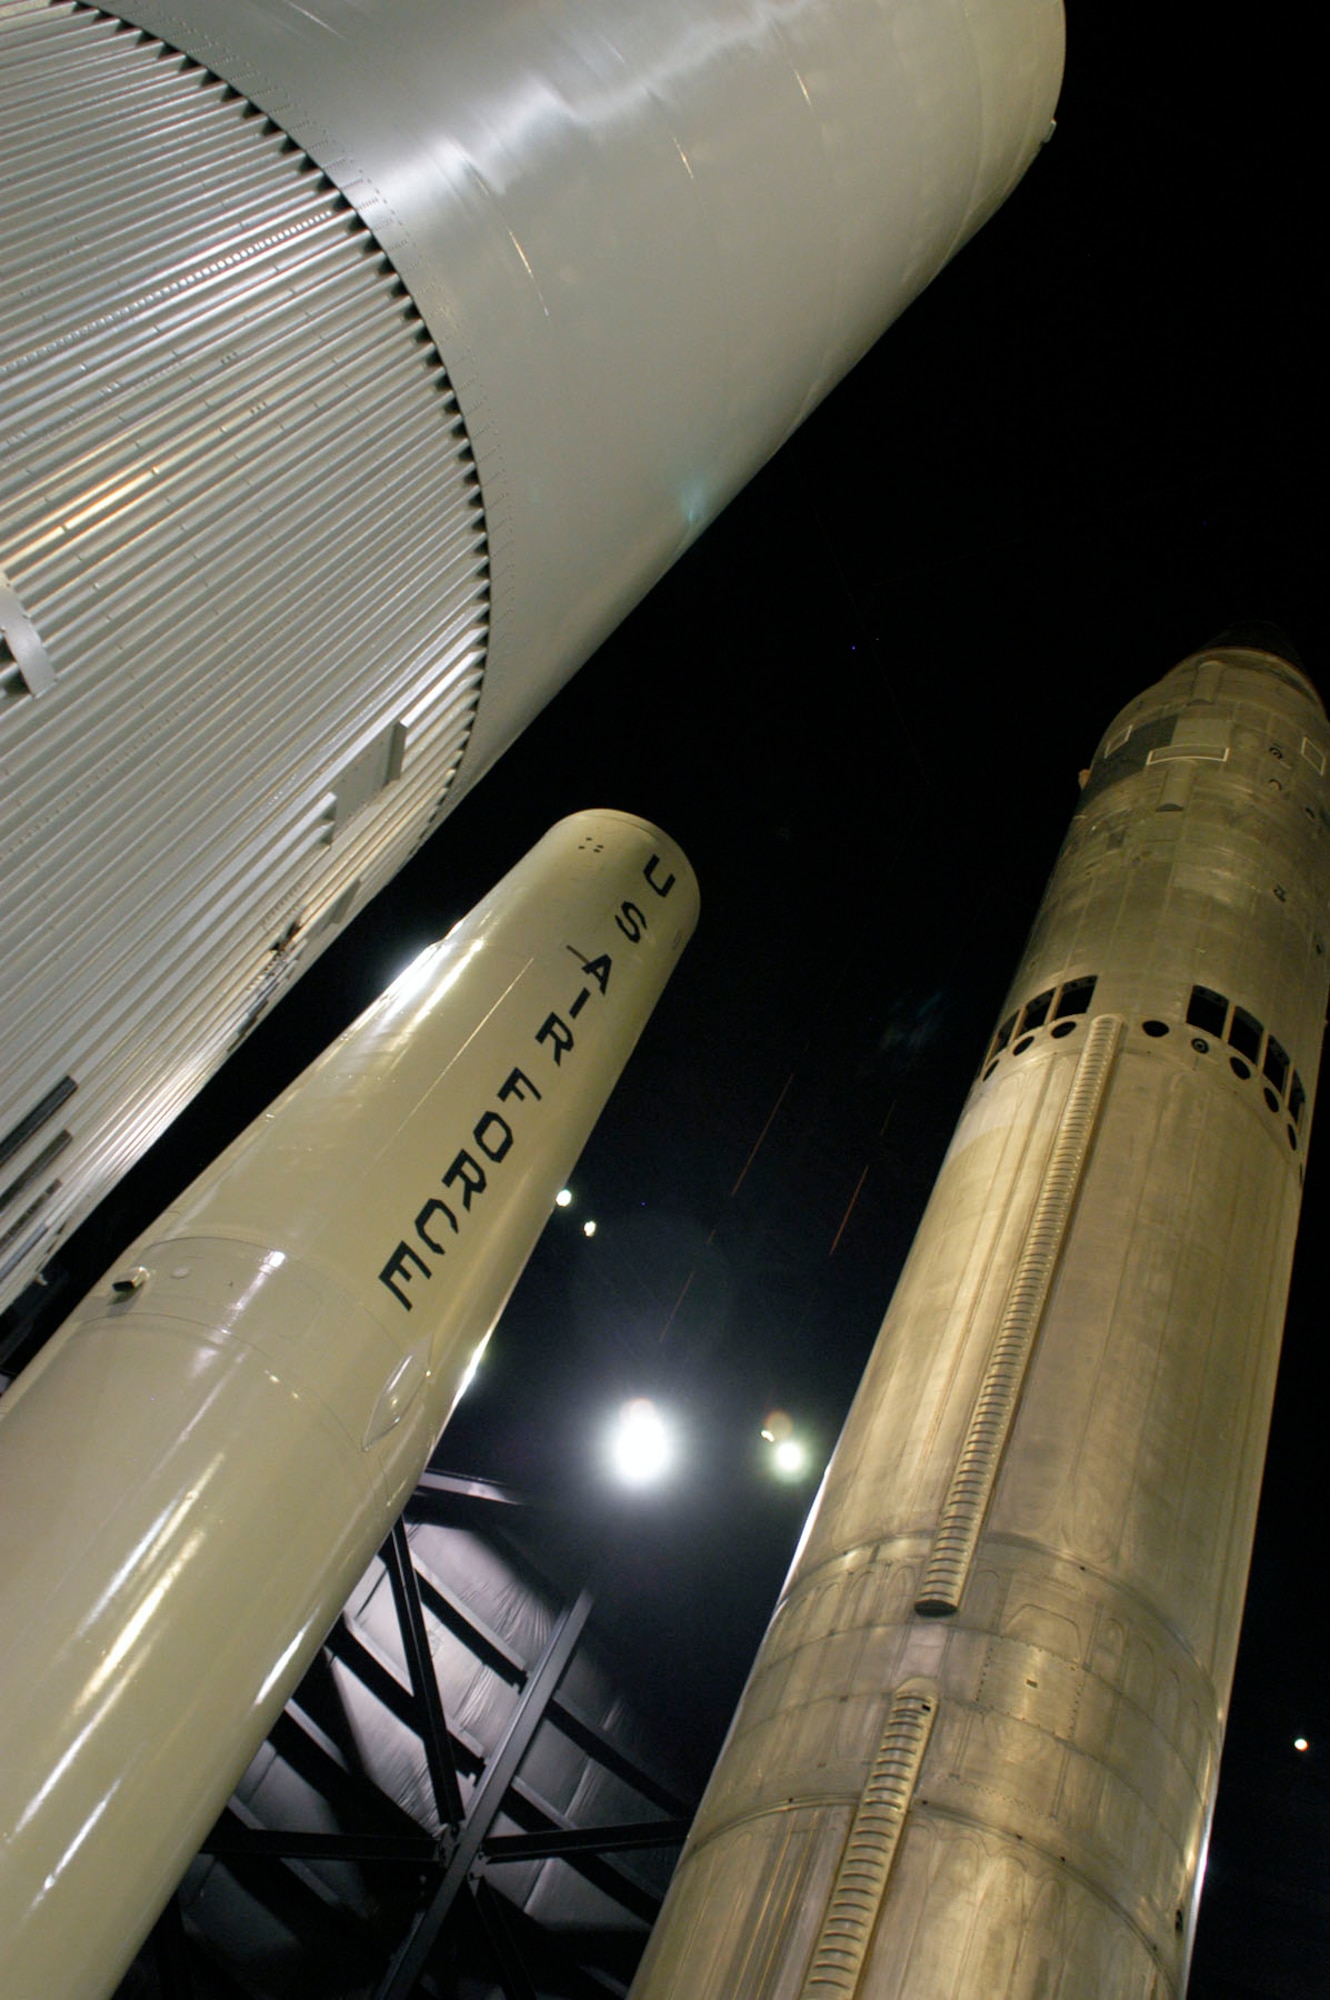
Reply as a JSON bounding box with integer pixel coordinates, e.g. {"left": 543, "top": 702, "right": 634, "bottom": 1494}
{"left": 4, "top": 6, "right": 1325, "bottom": 1993}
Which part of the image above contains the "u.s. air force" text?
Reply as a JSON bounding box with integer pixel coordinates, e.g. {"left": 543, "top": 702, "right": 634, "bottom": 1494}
{"left": 378, "top": 851, "right": 676, "bottom": 1310}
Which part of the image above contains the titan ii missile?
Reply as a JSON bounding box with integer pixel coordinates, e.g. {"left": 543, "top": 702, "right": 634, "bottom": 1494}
{"left": 0, "top": 809, "right": 697, "bottom": 2000}
{"left": 630, "top": 639, "right": 1328, "bottom": 2000}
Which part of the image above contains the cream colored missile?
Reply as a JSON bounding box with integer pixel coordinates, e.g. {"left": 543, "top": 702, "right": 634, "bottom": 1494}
{"left": 0, "top": 810, "right": 697, "bottom": 2000}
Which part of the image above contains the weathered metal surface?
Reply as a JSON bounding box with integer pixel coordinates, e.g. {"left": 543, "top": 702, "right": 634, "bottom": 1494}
{"left": 631, "top": 642, "right": 1329, "bottom": 1999}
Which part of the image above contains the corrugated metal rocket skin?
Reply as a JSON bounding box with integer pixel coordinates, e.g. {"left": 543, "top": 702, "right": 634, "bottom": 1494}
{"left": 629, "top": 646, "right": 1330, "bottom": 2000}
{"left": 0, "top": 0, "right": 1065, "bottom": 1310}
{"left": 0, "top": 810, "right": 698, "bottom": 2000}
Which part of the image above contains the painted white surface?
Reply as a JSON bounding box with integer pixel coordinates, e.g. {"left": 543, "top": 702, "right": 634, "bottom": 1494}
{"left": 0, "top": 0, "right": 1063, "bottom": 1309}
{"left": 0, "top": 810, "right": 697, "bottom": 1999}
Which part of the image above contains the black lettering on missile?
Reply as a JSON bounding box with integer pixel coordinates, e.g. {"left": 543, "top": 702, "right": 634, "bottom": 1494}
{"left": 379, "top": 870, "right": 651, "bottom": 1309}
{"left": 537, "top": 1013, "right": 575, "bottom": 1064}
{"left": 474, "top": 1110, "right": 513, "bottom": 1162}
{"left": 415, "top": 1197, "right": 458, "bottom": 1255}
{"left": 497, "top": 1066, "right": 541, "bottom": 1105}
{"left": 381, "top": 1241, "right": 430, "bottom": 1310}
{"left": 444, "top": 1149, "right": 487, "bottom": 1208}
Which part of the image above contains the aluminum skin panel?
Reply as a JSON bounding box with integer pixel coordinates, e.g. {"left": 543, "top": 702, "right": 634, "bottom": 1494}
{"left": 0, "top": 809, "right": 698, "bottom": 2000}
{"left": 0, "top": 0, "right": 1063, "bottom": 1311}
{"left": 629, "top": 646, "right": 1330, "bottom": 2000}
{"left": 0, "top": 0, "right": 490, "bottom": 1307}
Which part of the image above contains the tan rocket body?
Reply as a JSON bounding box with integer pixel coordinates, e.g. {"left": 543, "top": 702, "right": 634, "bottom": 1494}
{"left": 631, "top": 644, "right": 1328, "bottom": 1999}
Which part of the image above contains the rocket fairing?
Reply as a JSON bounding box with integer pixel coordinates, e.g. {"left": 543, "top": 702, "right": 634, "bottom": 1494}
{"left": 630, "top": 643, "right": 1330, "bottom": 2000}
{"left": 0, "top": 811, "right": 698, "bottom": 2000}
{"left": 0, "top": 0, "right": 1065, "bottom": 1314}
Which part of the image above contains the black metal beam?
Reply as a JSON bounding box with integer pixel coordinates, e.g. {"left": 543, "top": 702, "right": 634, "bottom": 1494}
{"left": 546, "top": 1691, "right": 694, "bottom": 1817}
{"left": 294, "top": 1639, "right": 388, "bottom": 1790}
{"left": 412, "top": 1468, "right": 530, "bottom": 1511}
{"left": 413, "top": 1565, "right": 527, "bottom": 1684}
{"left": 500, "top": 1782, "right": 665, "bottom": 1926}
{"left": 269, "top": 1705, "right": 428, "bottom": 1845}
{"left": 323, "top": 1610, "right": 484, "bottom": 1782}
{"left": 481, "top": 1817, "right": 691, "bottom": 1863}
{"left": 373, "top": 1588, "right": 593, "bottom": 2000}
{"left": 470, "top": 1877, "right": 541, "bottom": 2000}
{"left": 464, "top": 1896, "right": 638, "bottom": 2000}
{"left": 382, "top": 1520, "right": 466, "bottom": 1831}
{"left": 201, "top": 1810, "right": 386, "bottom": 1982}
{"left": 148, "top": 1892, "right": 196, "bottom": 2000}
{"left": 322, "top": 1615, "right": 420, "bottom": 1733}
{"left": 202, "top": 1821, "right": 435, "bottom": 1866}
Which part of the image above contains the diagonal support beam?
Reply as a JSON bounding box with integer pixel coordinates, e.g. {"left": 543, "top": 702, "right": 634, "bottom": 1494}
{"left": 411, "top": 1468, "right": 530, "bottom": 1514}
{"left": 546, "top": 1692, "right": 693, "bottom": 1816}
{"left": 374, "top": 1588, "right": 593, "bottom": 2000}
{"left": 469, "top": 1877, "right": 540, "bottom": 2000}
{"left": 202, "top": 1817, "right": 435, "bottom": 1865}
{"left": 481, "top": 1817, "right": 691, "bottom": 1863}
{"left": 381, "top": 1520, "right": 466, "bottom": 1831}
{"left": 498, "top": 1783, "right": 665, "bottom": 1926}
{"left": 148, "top": 1893, "right": 196, "bottom": 2000}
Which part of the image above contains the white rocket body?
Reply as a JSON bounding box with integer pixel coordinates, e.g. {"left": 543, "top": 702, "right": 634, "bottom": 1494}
{"left": 0, "top": 810, "right": 697, "bottom": 1999}
{"left": 0, "top": 0, "right": 1064, "bottom": 1311}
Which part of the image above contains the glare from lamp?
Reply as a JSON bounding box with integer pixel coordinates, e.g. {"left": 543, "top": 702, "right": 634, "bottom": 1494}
{"left": 555, "top": 1188, "right": 573, "bottom": 1208}
{"left": 608, "top": 1398, "right": 673, "bottom": 1486}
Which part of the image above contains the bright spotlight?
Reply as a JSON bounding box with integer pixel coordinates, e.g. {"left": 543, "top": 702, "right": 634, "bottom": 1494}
{"left": 608, "top": 1398, "right": 673, "bottom": 1486}
{"left": 773, "top": 1438, "right": 808, "bottom": 1478}
{"left": 583, "top": 1218, "right": 597, "bottom": 1237}
{"left": 1295, "top": 1737, "right": 1310, "bottom": 1752}
{"left": 554, "top": 1188, "right": 573, "bottom": 1208}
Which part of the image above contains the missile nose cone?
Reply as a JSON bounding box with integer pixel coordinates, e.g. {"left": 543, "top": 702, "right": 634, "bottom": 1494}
{"left": 1203, "top": 619, "right": 1305, "bottom": 670}
{"left": 1201, "top": 622, "right": 1322, "bottom": 708}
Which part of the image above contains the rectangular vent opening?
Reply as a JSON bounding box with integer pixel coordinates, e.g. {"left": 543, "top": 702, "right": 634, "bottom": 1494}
{"left": 1018, "top": 989, "right": 1054, "bottom": 1034}
{"left": 0, "top": 1076, "right": 77, "bottom": 1174}
{"left": 1228, "top": 1006, "right": 1263, "bottom": 1063}
{"left": 0, "top": 1181, "right": 61, "bottom": 1264}
{"left": 1185, "top": 986, "right": 1228, "bottom": 1038}
{"left": 1, "top": 640, "right": 27, "bottom": 707}
{"left": 1, "top": 1130, "right": 72, "bottom": 1217}
{"left": 1263, "top": 1036, "right": 1290, "bottom": 1095}
{"left": 1054, "top": 975, "right": 1097, "bottom": 1018}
